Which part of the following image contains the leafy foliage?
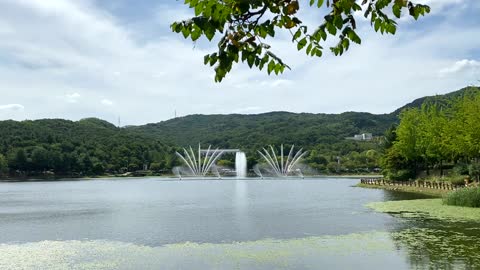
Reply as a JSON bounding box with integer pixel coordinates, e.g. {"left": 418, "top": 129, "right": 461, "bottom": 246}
{"left": 383, "top": 86, "right": 480, "bottom": 180}
{"left": 0, "top": 118, "right": 178, "bottom": 178}
{"left": 0, "top": 154, "right": 7, "bottom": 176}
{"left": 129, "top": 111, "right": 394, "bottom": 173}
{"left": 1, "top": 86, "right": 477, "bottom": 177}
{"left": 172, "top": 0, "right": 430, "bottom": 81}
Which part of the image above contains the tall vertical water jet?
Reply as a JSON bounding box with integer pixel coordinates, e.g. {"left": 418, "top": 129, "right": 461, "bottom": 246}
{"left": 235, "top": 152, "right": 247, "bottom": 178}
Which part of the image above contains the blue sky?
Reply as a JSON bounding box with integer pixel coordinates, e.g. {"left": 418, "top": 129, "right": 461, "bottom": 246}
{"left": 0, "top": 0, "right": 479, "bottom": 125}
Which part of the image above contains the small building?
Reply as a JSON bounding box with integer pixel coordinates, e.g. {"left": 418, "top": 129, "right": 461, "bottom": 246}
{"left": 346, "top": 133, "right": 373, "bottom": 141}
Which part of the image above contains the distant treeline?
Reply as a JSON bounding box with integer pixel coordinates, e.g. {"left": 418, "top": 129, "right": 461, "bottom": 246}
{"left": 383, "top": 87, "right": 480, "bottom": 180}
{"left": 3, "top": 86, "right": 477, "bottom": 178}
{"left": 0, "top": 117, "right": 384, "bottom": 178}
{"left": 0, "top": 118, "right": 178, "bottom": 178}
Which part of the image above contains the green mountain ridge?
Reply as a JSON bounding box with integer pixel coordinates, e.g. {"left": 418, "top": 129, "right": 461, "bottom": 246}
{"left": 392, "top": 86, "right": 480, "bottom": 115}
{"left": 128, "top": 111, "right": 396, "bottom": 149}
{"left": 0, "top": 86, "right": 478, "bottom": 177}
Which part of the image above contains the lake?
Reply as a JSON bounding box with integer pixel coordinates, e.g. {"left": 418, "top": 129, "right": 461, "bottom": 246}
{"left": 0, "top": 178, "right": 479, "bottom": 269}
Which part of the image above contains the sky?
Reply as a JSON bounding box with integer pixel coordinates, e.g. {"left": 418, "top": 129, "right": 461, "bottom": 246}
{"left": 0, "top": 0, "right": 479, "bottom": 126}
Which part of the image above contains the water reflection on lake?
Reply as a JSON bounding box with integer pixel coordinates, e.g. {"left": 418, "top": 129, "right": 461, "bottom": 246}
{"left": 0, "top": 178, "right": 478, "bottom": 269}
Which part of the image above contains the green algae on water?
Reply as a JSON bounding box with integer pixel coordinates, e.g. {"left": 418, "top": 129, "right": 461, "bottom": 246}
{"left": 0, "top": 232, "right": 399, "bottom": 270}
{"left": 2, "top": 229, "right": 480, "bottom": 270}
{"left": 391, "top": 228, "right": 480, "bottom": 269}
{"left": 367, "top": 199, "right": 480, "bottom": 222}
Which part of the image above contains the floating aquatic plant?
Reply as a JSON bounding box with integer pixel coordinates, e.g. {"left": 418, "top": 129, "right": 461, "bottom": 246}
{"left": 367, "top": 199, "right": 480, "bottom": 222}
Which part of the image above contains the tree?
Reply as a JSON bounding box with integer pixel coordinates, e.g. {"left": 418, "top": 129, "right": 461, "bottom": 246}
{"left": 418, "top": 102, "right": 450, "bottom": 175}
{"left": 382, "top": 88, "right": 480, "bottom": 180}
{"left": 149, "top": 162, "right": 163, "bottom": 172}
{"left": 172, "top": 0, "right": 430, "bottom": 82}
{"left": 31, "top": 146, "right": 50, "bottom": 171}
{"left": 386, "top": 108, "right": 422, "bottom": 178}
{"left": 0, "top": 154, "right": 8, "bottom": 176}
{"left": 8, "top": 148, "right": 28, "bottom": 172}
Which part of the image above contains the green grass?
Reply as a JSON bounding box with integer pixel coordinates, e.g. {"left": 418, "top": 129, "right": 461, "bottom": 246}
{"left": 443, "top": 187, "right": 480, "bottom": 208}
{"left": 356, "top": 183, "right": 447, "bottom": 198}
{"left": 417, "top": 175, "right": 466, "bottom": 185}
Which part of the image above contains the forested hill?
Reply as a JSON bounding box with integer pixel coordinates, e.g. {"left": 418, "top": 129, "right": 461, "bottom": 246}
{"left": 129, "top": 86, "right": 480, "bottom": 152}
{"left": 0, "top": 86, "right": 478, "bottom": 177}
{"left": 128, "top": 112, "right": 396, "bottom": 150}
{"left": 0, "top": 118, "right": 175, "bottom": 176}
{"left": 392, "top": 86, "right": 480, "bottom": 115}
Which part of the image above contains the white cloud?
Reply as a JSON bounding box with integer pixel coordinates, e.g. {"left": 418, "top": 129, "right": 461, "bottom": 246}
{"left": 101, "top": 99, "right": 114, "bottom": 106}
{"left": 0, "top": 0, "right": 478, "bottom": 123}
{"left": 418, "top": 0, "right": 467, "bottom": 11}
{"left": 155, "top": 4, "right": 193, "bottom": 26}
{"left": 260, "top": 79, "right": 294, "bottom": 88}
{"left": 0, "top": 104, "right": 24, "bottom": 111}
{"left": 439, "top": 59, "right": 480, "bottom": 75}
{"left": 65, "top": 92, "right": 81, "bottom": 103}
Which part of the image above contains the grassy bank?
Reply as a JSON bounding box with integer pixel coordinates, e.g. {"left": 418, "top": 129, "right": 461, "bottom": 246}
{"left": 444, "top": 187, "right": 480, "bottom": 208}
{"left": 367, "top": 199, "right": 480, "bottom": 222}
{"left": 356, "top": 183, "right": 450, "bottom": 198}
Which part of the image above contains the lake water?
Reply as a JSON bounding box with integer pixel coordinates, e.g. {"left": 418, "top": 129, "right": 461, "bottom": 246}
{"left": 0, "top": 178, "right": 479, "bottom": 269}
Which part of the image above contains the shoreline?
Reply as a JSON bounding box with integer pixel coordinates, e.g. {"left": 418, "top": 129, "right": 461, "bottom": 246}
{"left": 0, "top": 174, "right": 382, "bottom": 183}
{"left": 356, "top": 183, "right": 450, "bottom": 198}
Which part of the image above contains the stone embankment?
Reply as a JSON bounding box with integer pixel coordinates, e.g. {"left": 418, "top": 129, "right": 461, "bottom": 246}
{"left": 360, "top": 178, "right": 465, "bottom": 191}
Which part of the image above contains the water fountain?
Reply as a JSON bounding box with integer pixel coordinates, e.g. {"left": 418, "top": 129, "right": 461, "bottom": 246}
{"left": 174, "top": 145, "right": 225, "bottom": 177}
{"left": 235, "top": 152, "right": 247, "bottom": 178}
{"left": 256, "top": 145, "right": 308, "bottom": 177}
{"left": 174, "top": 145, "right": 247, "bottom": 178}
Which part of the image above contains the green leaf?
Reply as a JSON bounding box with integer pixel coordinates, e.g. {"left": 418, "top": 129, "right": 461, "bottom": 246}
{"left": 392, "top": 4, "right": 401, "bottom": 18}
{"left": 181, "top": 27, "right": 190, "bottom": 38}
{"left": 297, "top": 37, "right": 307, "bottom": 50}
{"left": 191, "top": 28, "right": 202, "bottom": 41}
{"left": 247, "top": 55, "right": 255, "bottom": 68}
{"left": 333, "top": 15, "right": 343, "bottom": 29}
{"left": 306, "top": 43, "right": 313, "bottom": 55}
{"left": 342, "top": 38, "right": 350, "bottom": 51}
{"left": 326, "top": 23, "right": 337, "bottom": 35}
{"left": 347, "top": 29, "right": 361, "bottom": 44}
{"left": 204, "top": 55, "right": 210, "bottom": 65}
{"left": 267, "top": 60, "right": 275, "bottom": 75}
{"left": 293, "top": 29, "right": 302, "bottom": 41}
{"left": 374, "top": 19, "right": 381, "bottom": 32}
{"left": 204, "top": 23, "right": 215, "bottom": 41}
{"left": 194, "top": 3, "right": 203, "bottom": 16}
{"left": 259, "top": 55, "right": 269, "bottom": 70}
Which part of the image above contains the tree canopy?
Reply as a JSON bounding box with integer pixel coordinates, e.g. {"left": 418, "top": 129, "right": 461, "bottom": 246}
{"left": 0, "top": 118, "right": 178, "bottom": 178}
{"left": 382, "top": 87, "right": 480, "bottom": 180}
{"left": 171, "top": 0, "right": 430, "bottom": 82}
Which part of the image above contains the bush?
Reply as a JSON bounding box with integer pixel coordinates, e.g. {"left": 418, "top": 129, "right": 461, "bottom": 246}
{"left": 385, "top": 169, "right": 415, "bottom": 181}
{"left": 453, "top": 163, "right": 469, "bottom": 176}
{"left": 443, "top": 188, "right": 480, "bottom": 208}
{"left": 469, "top": 163, "right": 480, "bottom": 181}
{"left": 448, "top": 176, "right": 467, "bottom": 186}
